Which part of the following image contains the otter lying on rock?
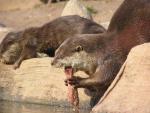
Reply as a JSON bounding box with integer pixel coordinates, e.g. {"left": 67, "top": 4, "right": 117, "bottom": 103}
{"left": 0, "top": 15, "right": 106, "bottom": 69}
{"left": 51, "top": 0, "right": 150, "bottom": 107}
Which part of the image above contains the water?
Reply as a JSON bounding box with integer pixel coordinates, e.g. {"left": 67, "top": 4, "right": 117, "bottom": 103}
{"left": 0, "top": 101, "right": 90, "bottom": 113}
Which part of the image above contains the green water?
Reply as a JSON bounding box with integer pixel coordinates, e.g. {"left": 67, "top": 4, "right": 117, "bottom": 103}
{"left": 0, "top": 101, "right": 90, "bottom": 113}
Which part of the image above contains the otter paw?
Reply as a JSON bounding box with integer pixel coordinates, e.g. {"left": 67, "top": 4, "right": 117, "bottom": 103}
{"left": 65, "top": 77, "right": 82, "bottom": 88}
{"left": 13, "top": 64, "right": 19, "bottom": 70}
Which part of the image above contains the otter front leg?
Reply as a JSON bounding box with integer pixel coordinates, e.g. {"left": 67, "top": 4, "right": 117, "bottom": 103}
{"left": 66, "top": 60, "right": 118, "bottom": 88}
{"left": 13, "top": 46, "right": 36, "bottom": 69}
{"left": 66, "top": 73, "right": 105, "bottom": 88}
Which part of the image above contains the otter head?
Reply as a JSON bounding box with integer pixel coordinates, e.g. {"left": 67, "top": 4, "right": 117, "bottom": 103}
{"left": 0, "top": 31, "right": 22, "bottom": 64}
{"left": 51, "top": 35, "right": 100, "bottom": 75}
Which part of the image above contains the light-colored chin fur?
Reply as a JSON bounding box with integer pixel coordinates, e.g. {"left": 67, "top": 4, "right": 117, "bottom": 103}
{"left": 54, "top": 51, "right": 97, "bottom": 74}
{"left": 1, "top": 43, "right": 21, "bottom": 64}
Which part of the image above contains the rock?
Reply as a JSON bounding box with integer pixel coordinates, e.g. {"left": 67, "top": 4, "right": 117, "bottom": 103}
{"left": 0, "top": 57, "right": 91, "bottom": 109}
{"left": 92, "top": 43, "right": 150, "bottom": 113}
{"left": 61, "top": 0, "right": 93, "bottom": 20}
{"left": 100, "top": 21, "right": 110, "bottom": 29}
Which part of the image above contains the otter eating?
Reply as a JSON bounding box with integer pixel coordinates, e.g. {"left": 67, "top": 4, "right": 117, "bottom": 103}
{"left": 52, "top": 0, "right": 150, "bottom": 107}
{"left": 52, "top": 34, "right": 113, "bottom": 107}
{"left": 0, "top": 15, "right": 106, "bottom": 69}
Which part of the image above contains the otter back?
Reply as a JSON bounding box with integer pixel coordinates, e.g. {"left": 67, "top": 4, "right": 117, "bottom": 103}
{"left": 0, "top": 15, "right": 106, "bottom": 69}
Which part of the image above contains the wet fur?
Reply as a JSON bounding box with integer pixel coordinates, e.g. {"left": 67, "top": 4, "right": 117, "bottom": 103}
{"left": 52, "top": 0, "right": 150, "bottom": 107}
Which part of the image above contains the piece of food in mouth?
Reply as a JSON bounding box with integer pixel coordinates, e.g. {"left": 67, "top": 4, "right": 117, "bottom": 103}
{"left": 64, "top": 66, "right": 79, "bottom": 111}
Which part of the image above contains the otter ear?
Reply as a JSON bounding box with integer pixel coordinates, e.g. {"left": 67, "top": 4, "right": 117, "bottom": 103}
{"left": 75, "top": 45, "right": 83, "bottom": 52}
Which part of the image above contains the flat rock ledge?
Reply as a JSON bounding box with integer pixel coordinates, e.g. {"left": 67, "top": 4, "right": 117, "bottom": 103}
{"left": 0, "top": 57, "right": 91, "bottom": 109}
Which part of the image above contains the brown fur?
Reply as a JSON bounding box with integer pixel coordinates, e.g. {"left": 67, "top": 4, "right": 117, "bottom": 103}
{"left": 40, "top": 0, "right": 66, "bottom": 4}
{"left": 0, "top": 15, "right": 106, "bottom": 69}
{"left": 52, "top": 0, "right": 150, "bottom": 107}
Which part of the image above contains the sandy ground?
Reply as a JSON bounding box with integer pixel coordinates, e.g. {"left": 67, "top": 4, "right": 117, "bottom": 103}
{"left": 0, "top": 0, "right": 123, "bottom": 31}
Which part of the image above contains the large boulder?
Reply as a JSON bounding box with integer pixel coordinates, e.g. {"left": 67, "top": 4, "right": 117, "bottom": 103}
{"left": 0, "top": 57, "right": 91, "bottom": 109}
{"left": 92, "top": 43, "right": 150, "bottom": 113}
{"left": 61, "top": 0, "right": 93, "bottom": 20}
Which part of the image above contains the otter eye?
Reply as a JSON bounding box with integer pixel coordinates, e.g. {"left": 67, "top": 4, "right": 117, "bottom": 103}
{"left": 75, "top": 45, "right": 83, "bottom": 52}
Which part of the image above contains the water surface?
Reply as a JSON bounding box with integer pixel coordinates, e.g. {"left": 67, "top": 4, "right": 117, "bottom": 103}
{"left": 0, "top": 101, "right": 90, "bottom": 113}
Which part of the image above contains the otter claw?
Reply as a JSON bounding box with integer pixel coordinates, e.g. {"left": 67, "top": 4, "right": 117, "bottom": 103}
{"left": 68, "top": 78, "right": 79, "bottom": 85}
{"left": 65, "top": 78, "right": 80, "bottom": 88}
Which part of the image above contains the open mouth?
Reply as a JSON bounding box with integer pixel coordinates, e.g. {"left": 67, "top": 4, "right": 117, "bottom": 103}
{"left": 64, "top": 66, "right": 74, "bottom": 75}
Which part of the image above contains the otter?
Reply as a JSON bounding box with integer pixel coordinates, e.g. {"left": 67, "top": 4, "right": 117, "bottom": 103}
{"left": 51, "top": 0, "right": 150, "bottom": 107}
{"left": 0, "top": 15, "right": 106, "bottom": 69}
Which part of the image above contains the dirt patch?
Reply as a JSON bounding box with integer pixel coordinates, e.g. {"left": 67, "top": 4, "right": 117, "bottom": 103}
{"left": 0, "top": 0, "right": 123, "bottom": 30}
{"left": 0, "top": 0, "right": 42, "bottom": 11}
